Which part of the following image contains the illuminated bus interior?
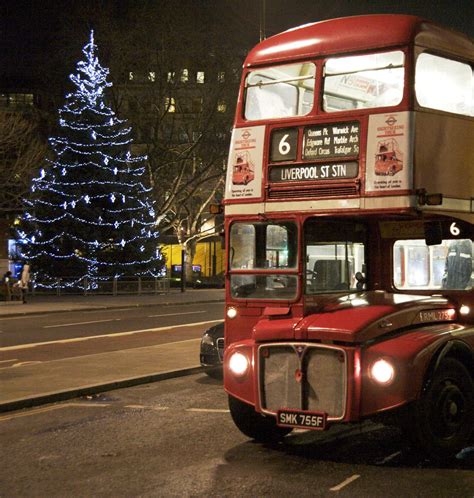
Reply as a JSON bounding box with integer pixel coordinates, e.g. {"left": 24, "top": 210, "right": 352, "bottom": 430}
{"left": 244, "top": 63, "right": 315, "bottom": 120}
{"left": 229, "top": 221, "right": 298, "bottom": 299}
{"left": 393, "top": 239, "right": 473, "bottom": 290}
{"left": 323, "top": 51, "right": 405, "bottom": 112}
{"left": 305, "top": 220, "right": 366, "bottom": 294}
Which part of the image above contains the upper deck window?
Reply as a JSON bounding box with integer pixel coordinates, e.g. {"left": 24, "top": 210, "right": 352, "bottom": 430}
{"left": 415, "top": 54, "right": 473, "bottom": 117}
{"left": 244, "top": 63, "right": 315, "bottom": 121}
{"left": 323, "top": 51, "right": 404, "bottom": 112}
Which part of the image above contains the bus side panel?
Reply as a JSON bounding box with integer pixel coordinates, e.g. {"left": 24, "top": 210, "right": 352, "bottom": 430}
{"left": 413, "top": 111, "right": 474, "bottom": 200}
{"left": 359, "top": 325, "right": 469, "bottom": 417}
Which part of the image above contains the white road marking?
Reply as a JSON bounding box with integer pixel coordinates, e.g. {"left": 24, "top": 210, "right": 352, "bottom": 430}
{"left": 0, "top": 319, "right": 223, "bottom": 351}
{"left": 83, "top": 308, "right": 138, "bottom": 314}
{"left": 0, "top": 402, "right": 109, "bottom": 422}
{"left": 330, "top": 475, "right": 360, "bottom": 492}
{"left": 12, "top": 361, "right": 42, "bottom": 367}
{"left": 186, "top": 408, "right": 230, "bottom": 413}
{"left": 377, "top": 451, "right": 402, "bottom": 465}
{"left": 0, "top": 314, "right": 46, "bottom": 321}
{"left": 124, "top": 405, "right": 170, "bottom": 411}
{"left": 148, "top": 311, "right": 206, "bottom": 318}
{"left": 43, "top": 318, "right": 120, "bottom": 329}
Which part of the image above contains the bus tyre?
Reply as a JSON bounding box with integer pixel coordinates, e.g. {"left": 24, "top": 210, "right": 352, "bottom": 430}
{"left": 403, "top": 358, "right": 474, "bottom": 461}
{"left": 228, "top": 395, "right": 292, "bottom": 442}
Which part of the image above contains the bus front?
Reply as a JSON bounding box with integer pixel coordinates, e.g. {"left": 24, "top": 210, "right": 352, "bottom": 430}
{"left": 222, "top": 15, "right": 474, "bottom": 459}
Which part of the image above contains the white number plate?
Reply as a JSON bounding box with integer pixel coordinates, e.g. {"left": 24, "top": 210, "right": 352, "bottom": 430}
{"left": 277, "top": 409, "right": 327, "bottom": 430}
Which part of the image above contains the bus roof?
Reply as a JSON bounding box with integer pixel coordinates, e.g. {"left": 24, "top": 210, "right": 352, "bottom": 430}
{"left": 244, "top": 14, "right": 473, "bottom": 67}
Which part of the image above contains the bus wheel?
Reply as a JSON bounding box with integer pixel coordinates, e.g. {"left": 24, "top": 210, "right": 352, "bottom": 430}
{"left": 228, "top": 395, "right": 292, "bottom": 442}
{"left": 403, "top": 358, "right": 474, "bottom": 460}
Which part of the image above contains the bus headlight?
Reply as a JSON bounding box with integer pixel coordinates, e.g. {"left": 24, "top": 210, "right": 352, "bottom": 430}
{"left": 370, "top": 359, "right": 395, "bottom": 385}
{"left": 459, "top": 305, "right": 470, "bottom": 316}
{"left": 228, "top": 351, "right": 249, "bottom": 376}
{"left": 227, "top": 307, "right": 237, "bottom": 319}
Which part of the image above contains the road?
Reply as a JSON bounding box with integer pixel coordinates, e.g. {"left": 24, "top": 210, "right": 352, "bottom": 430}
{"left": 0, "top": 302, "right": 224, "bottom": 364}
{"left": 1, "top": 373, "right": 473, "bottom": 497}
{"left": 1, "top": 302, "right": 224, "bottom": 345}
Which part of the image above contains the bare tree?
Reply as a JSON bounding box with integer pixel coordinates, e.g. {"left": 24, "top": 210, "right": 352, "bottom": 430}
{"left": 0, "top": 112, "right": 47, "bottom": 213}
{"left": 95, "top": 2, "right": 242, "bottom": 282}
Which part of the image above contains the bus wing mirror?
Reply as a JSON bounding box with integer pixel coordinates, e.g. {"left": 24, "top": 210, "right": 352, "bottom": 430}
{"left": 424, "top": 222, "right": 442, "bottom": 246}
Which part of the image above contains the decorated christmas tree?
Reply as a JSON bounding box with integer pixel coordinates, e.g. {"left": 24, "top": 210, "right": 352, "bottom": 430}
{"left": 19, "top": 31, "right": 163, "bottom": 288}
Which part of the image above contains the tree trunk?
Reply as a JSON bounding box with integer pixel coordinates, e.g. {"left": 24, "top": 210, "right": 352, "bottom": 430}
{"left": 185, "top": 239, "right": 197, "bottom": 285}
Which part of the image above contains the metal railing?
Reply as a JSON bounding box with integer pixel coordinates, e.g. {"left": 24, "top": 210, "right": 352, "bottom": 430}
{"left": 30, "top": 276, "right": 170, "bottom": 296}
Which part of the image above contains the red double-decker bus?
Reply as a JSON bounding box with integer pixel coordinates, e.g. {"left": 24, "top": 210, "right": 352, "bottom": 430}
{"left": 222, "top": 14, "right": 473, "bottom": 460}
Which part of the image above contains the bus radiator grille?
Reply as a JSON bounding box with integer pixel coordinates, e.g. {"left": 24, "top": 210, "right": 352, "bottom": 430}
{"left": 259, "top": 344, "right": 346, "bottom": 419}
{"left": 267, "top": 184, "right": 358, "bottom": 200}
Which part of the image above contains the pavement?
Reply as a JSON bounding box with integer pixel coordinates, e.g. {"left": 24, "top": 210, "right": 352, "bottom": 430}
{"left": 0, "top": 289, "right": 225, "bottom": 413}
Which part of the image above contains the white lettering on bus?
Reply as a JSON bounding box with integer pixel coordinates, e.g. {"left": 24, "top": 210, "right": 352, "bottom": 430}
{"left": 332, "top": 164, "right": 346, "bottom": 176}
{"left": 306, "top": 138, "right": 323, "bottom": 147}
{"left": 280, "top": 413, "right": 298, "bottom": 424}
{"left": 334, "top": 145, "right": 352, "bottom": 154}
{"left": 281, "top": 167, "right": 319, "bottom": 181}
{"left": 332, "top": 126, "right": 349, "bottom": 134}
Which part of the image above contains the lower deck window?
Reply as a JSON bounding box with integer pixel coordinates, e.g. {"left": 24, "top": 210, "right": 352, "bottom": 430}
{"left": 393, "top": 239, "right": 473, "bottom": 290}
{"left": 230, "top": 274, "right": 298, "bottom": 300}
{"left": 304, "top": 220, "right": 367, "bottom": 294}
{"left": 230, "top": 221, "right": 298, "bottom": 300}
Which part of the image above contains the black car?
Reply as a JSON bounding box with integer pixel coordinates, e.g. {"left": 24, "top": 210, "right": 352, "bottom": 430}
{"left": 200, "top": 322, "right": 224, "bottom": 379}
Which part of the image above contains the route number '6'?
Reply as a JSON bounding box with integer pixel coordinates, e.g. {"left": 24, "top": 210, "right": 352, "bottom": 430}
{"left": 450, "top": 222, "right": 460, "bottom": 236}
{"left": 279, "top": 134, "right": 291, "bottom": 155}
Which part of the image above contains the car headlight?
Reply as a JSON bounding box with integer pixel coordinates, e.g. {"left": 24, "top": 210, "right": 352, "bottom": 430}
{"left": 201, "top": 333, "right": 214, "bottom": 346}
{"left": 228, "top": 351, "right": 249, "bottom": 376}
{"left": 370, "top": 359, "right": 395, "bottom": 385}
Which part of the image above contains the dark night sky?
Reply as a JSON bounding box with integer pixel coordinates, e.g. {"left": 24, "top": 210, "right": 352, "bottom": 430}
{"left": 1, "top": 0, "right": 473, "bottom": 87}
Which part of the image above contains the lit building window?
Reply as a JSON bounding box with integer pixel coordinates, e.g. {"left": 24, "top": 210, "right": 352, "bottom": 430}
{"left": 165, "top": 97, "right": 176, "bottom": 113}
{"left": 218, "top": 71, "right": 225, "bottom": 83}
{"left": 148, "top": 71, "right": 156, "bottom": 82}
{"left": 196, "top": 71, "right": 205, "bottom": 84}
{"left": 0, "top": 93, "right": 34, "bottom": 107}
{"left": 180, "top": 69, "right": 189, "bottom": 83}
{"left": 167, "top": 71, "right": 175, "bottom": 83}
{"left": 129, "top": 72, "right": 134, "bottom": 81}
{"left": 217, "top": 100, "right": 227, "bottom": 112}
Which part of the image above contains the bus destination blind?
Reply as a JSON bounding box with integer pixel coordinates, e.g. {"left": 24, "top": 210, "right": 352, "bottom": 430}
{"left": 269, "top": 161, "right": 358, "bottom": 182}
{"left": 303, "top": 121, "right": 360, "bottom": 160}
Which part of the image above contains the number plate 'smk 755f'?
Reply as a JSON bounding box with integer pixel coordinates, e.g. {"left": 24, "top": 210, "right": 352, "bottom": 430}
{"left": 277, "top": 409, "right": 327, "bottom": 430}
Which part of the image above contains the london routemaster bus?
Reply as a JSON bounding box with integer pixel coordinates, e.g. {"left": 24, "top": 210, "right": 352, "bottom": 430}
{"left": 222, "top": 14, "right": 473, "bottom": 460}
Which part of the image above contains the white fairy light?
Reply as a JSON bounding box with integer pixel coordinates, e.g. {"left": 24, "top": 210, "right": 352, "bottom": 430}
{"left": 19, "top": 29, "right": 162, "bottom": 289}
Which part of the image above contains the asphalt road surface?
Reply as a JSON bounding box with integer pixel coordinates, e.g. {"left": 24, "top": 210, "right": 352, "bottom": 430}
{"left": 0, "top": 302, "right": 224, "bottom": 365}
{"left": 1, "top": 302, "right": 224, "bottom": 345}
{"left": 1, "top": 373, "right": 473, "bottom": 497}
